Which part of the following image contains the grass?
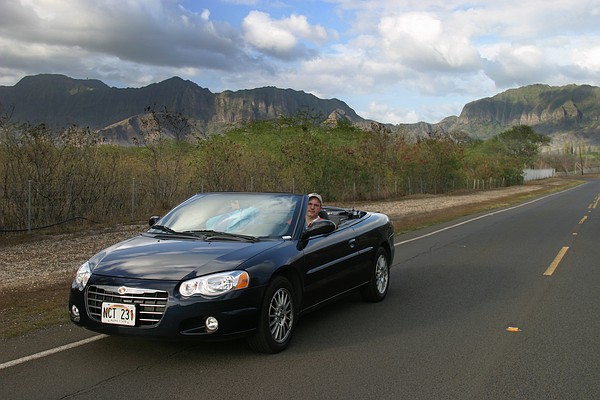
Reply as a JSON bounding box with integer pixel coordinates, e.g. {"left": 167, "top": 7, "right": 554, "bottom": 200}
{"left": 0, "top": 177, "right": 587, "bottom": 339}
{"left": 0, "top": 279, "right": 72, "bottom": 338}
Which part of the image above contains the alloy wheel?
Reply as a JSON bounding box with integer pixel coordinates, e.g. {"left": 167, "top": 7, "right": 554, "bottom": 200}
{"left": 375, "top": 254, "right": 389, "bottom": 295}
{"left": 268, "top": 287, "right": 294, "bottom": 343}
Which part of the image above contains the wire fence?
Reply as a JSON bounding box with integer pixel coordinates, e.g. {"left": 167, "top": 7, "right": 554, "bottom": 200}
{"left": 0, "top": 172, "right": 526, "bottom": 235}
{"left": 555, "top": 166, "right": 600, "bottom": 176}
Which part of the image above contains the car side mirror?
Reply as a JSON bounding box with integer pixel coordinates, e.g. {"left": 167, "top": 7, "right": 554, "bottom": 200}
{"left": 302, "top": 219, "right": 336, "bottom": 239}
{"left": 149, "top": 215, "right": 160, "bottom": 227}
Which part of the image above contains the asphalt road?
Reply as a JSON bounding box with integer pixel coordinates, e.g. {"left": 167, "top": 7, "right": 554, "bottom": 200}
{"left": 1, "top": 179, "right": 599, "bottom": 400}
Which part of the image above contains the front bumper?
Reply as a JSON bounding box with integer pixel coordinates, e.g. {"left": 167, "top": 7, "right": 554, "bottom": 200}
{"left": 69, "top": 275, "right": 264, "bottom": 341}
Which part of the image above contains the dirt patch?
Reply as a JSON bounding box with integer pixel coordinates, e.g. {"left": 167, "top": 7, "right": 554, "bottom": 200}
{"left": 351, "top": 185, "right": 543, "bottom": 219}
{"left": 0, "top": 224, "right": 147, "bottom": 293}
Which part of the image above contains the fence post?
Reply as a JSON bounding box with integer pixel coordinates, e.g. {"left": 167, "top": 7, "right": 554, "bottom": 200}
{"left": 27, "top": 180, "right": 32, "bottom": 233}
{"left": 131, "top": 177, "right": 135, "bottom": 220}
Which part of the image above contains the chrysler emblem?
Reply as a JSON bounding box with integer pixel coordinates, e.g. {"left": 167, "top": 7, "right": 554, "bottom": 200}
{"left": 117, "top": 286, "right": 127, "bottom": 295}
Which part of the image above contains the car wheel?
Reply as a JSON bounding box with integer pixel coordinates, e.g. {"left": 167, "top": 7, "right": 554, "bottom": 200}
{"left": 361, "top": 247, "right": 389, "bottom": 302}
{"left": 248, "top": 276, "right": 296, "bottom": 353}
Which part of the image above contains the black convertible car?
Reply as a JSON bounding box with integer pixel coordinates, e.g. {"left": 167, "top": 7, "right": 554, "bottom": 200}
{"left": 69, "top": 192, "right": 395, "bottom": 353}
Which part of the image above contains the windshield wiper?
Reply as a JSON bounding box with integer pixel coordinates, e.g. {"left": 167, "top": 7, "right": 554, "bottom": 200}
{"left": 189, "top": 230, "right": 259, "bottom": 242}
{"left": 150, "top": 224, "right": 177, "bottom": 233}
{"left": 150, "top": 225, "right": 200, "bottom": 238}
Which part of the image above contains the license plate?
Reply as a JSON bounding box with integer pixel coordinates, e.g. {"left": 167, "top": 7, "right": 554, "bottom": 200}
{"left": 101, "top": 302, "right": 136, "bottom": 326}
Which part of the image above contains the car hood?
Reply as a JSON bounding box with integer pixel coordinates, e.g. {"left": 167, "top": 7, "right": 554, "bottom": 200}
{"left": 89, "top": 234, "right": 280, "bottom": 281}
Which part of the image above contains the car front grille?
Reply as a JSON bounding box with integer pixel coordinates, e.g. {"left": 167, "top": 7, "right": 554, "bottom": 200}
{"left": 86, "top": 285, "right": 169, "bottom": 326}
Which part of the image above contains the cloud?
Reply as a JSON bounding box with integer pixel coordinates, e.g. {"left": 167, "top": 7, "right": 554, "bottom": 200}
{"left": 0, "top": 0, "right": 253, "bottom": 84}
{"left": 481, "top": 43, "right": 548, "bottom": 86}
{"left": 363, "top": 101, "right": 420, "bottom": 124}
{"left": 377, "top": 12, "right": 481, "bottom": 70}
{"left": 571, "top": 42, "right": 600, "bottom": 71}
{"left": 241, "top": 11, "right": 332, "bottom": 60}
{"left": 2, "top": 0, "right": 600, "bottom": 125}
{"left": 273, "top": 8, "right": 486, "bottom": 104}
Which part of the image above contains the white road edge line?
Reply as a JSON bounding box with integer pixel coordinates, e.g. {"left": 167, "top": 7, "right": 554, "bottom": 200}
{"left": 0, "top": 334, "right": 108, "bottom": 370}
{"left": 394, "top": 189, "right": 572, "bottom": 247}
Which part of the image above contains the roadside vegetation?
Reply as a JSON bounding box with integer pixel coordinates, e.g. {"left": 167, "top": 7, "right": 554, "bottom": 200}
{"left": 3, "top": 106, "right": 597, "bottom": 233}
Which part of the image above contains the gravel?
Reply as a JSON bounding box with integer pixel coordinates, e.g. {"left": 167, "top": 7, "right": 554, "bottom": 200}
{"left": 351, "top": 185, "right": 543, "bottom": 219}
{"left": 0, "top": 224, "right": 147, "bottom": 292}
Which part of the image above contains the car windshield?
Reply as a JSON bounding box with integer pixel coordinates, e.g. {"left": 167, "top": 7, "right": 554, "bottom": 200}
{"left": 149, "top": 193, "right": 302, "bottom": 239}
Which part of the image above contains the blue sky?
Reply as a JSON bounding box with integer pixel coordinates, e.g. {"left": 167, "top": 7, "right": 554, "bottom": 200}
{"left": 1, "top": 0, "right": 600, "bottom": 124}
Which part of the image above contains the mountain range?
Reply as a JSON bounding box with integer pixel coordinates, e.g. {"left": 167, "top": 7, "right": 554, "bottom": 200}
{"left": 1, "top": 74, "right": 599, "bottom": 147}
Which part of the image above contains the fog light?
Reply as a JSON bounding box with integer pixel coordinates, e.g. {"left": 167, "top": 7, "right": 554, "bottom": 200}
{"left": 71, "top": 305, "right": 81, "bottom": 322}
{"left": 205, "top": 316, "right": 219, "bottom": 332}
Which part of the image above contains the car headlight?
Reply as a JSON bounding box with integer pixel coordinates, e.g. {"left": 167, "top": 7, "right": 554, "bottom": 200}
{"left": 179, "top": 271, "right": 249, "bottom": 297}
{"left": 72, "top": 261, "right": 92, "bottom": 291}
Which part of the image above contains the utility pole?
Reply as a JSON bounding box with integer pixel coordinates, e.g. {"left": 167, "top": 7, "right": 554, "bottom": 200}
{"left": 579, "top": 144, "right": 584, "bottom": 176}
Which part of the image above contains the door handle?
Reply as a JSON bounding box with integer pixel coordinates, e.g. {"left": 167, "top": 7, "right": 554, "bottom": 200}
{"left": 348, "top": 238, "right": 356, "bottom": 248}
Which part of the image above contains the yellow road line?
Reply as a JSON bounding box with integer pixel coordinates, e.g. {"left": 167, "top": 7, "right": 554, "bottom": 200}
{"left": 544, "top": 246, "right": 569, "bottom": 276}
{"left": 579, "top": 215, "right": 588, "bottom": 224}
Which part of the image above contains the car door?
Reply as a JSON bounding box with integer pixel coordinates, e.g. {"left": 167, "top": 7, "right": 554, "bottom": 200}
{"left": 300, "top": 225, "right": 368, "bottom": 309}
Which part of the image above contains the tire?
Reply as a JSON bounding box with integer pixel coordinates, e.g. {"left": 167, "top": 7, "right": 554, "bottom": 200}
{"left": 361, "top": 247, "right": 390, "bottom": 302}
{"left": 248, "top": 276, "right": 296, "bottom": 353}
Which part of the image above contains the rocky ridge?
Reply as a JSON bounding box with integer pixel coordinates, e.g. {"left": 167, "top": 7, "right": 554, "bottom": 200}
{"left": 2, "top": 75, "right": 600, "bottom": 146}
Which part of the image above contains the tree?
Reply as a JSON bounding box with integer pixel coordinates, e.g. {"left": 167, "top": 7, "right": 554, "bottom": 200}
{"left": 139, "top": 106, "right": 194, "bottom": 209}
{"left": 495, "top": 125, "right": 551, "bottom": 168}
